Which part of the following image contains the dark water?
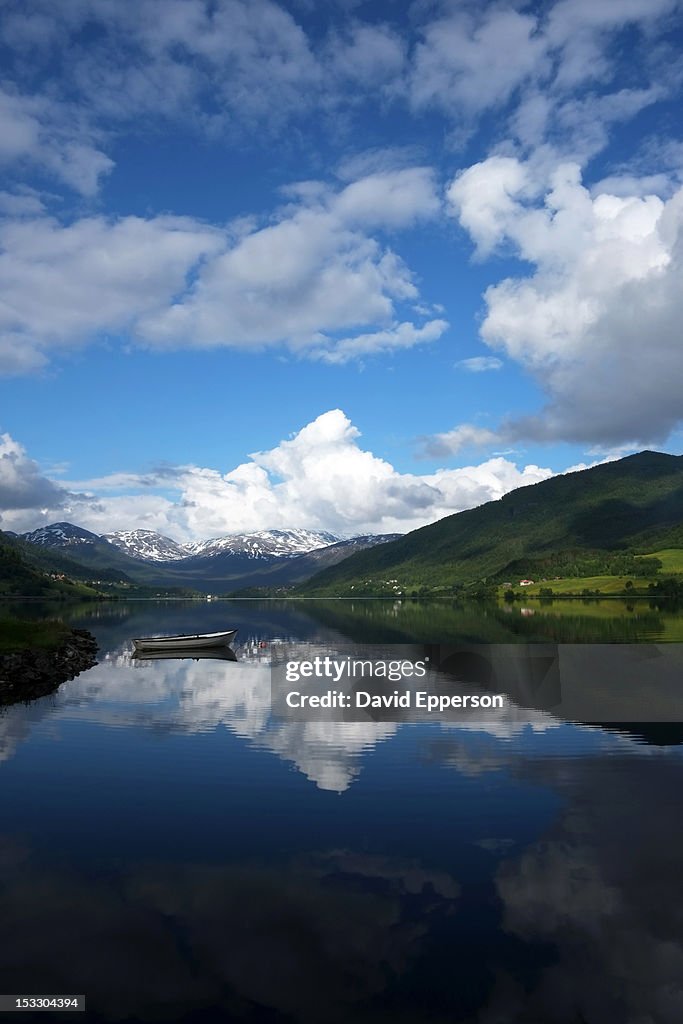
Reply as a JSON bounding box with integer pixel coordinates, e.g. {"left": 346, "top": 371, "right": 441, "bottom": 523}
{"left": 1, "top": 598, "right": 683, "bottom": 1023}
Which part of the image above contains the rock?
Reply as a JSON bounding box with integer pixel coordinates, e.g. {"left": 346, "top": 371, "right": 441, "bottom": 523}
{"left": 0, "top": 627, "right": 99, "bottom": 706}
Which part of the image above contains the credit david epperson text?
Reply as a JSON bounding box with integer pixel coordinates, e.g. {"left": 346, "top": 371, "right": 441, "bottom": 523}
{"left": 285, "top": 690, "right": 505, "bottom": 710}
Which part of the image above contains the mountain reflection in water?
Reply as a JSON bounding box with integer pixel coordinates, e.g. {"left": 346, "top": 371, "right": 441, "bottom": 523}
{"left": 0, "top": 599, "right": 682, "bottom": 1022}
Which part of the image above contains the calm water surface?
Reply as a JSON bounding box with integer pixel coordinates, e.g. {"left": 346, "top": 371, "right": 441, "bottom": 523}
{"left": 1, "top": 598, "right": 683, "bottom": 1023}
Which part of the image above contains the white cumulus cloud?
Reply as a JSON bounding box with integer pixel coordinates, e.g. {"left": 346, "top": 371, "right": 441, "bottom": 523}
{"left": 0, "top": 433, "right": 70, "bottom": 516}
{"left": 2, "top": 0, "right": 676, "bottom": 203}
{"left": 411, "top": 7, "right": 547, "bottom": 116}
{"left": 445, "top": 158, "right": 683, "bottom": 446}
{"left": 0, "top": 86, "right": 113, "bottom": 196}
{"left": 409, "top": 0, "right": 678, "bottom": 166}
{"left": 0, "top": 168, "right": 444, "bottom": 373}
{"left": 1, "top": 411, "right": 554, "bottom": 539}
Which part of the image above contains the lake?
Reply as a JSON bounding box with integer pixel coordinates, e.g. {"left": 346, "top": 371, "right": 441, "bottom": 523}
{"left": 1, "top": 598, "right": 683, "bottom": 1023}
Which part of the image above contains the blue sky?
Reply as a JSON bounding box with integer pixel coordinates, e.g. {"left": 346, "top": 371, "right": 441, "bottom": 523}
{"left": 1, "top": 0, "right": 682, "bottom": 541}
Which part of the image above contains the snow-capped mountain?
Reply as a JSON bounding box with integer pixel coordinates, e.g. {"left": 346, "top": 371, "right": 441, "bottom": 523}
{"left": 228, "top": 534, "right": 404, "bottom": 589}
{"left": 19, "top": 522, "right": 146, "bottom": 578}
{"left": 17, "top": 521, "right": 399, "bottom": 592}
{"left": 185, "top": 529, "right": 340, "bottom": 561}
{"left": 104, "top": 530, "right": 189, "bottom": 562}
{"left": 102, "top": 527, "right": 341, "bottom": 563}
{"left": 22, "top": 522, "right": 102, "bottom": 548}
{"left": 21, "top": 523, "right": 341, "bottom": 564}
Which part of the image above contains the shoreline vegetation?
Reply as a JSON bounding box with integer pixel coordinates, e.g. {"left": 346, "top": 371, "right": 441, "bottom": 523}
{"left": 239, "top": 573, "right": 683, "bottom": 600}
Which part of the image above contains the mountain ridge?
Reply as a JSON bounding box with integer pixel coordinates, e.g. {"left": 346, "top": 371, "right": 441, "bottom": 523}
{"left": 230, "top": 534, "right": 403, "bottom": 591}
{"left": 15, "top": 522, "right": 399, "bottom": 593}
{"left": 15, "top": 452, "right": 683, "bottom": 596}
{"left": 297, "top": 451, "right": 683, "bottom": 595}
{"left": 103, "top": 530, "right": 189, "bottom": 562}
{"left": 88, "top": 526, "right": 341, "bottom": 563}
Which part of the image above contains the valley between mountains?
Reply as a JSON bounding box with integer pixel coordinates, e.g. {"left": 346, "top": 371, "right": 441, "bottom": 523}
{"left": 2, "top": 451, "right": 683, "bottom": 599}
{"left": 8, "top": 524, "right": 401, "bottom": 594}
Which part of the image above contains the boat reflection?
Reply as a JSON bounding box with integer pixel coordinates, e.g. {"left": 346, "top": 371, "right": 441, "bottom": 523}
{"left": 131, "top": 647, "right": 238, "bottom": 663}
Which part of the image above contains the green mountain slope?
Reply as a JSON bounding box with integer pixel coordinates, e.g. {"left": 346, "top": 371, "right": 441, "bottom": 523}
{"left": 298, "top": 451, "right": 683, "bottom": 596}
{"left": 20, "top": 524, "right": 162, "bottom": 581}
{"left": 9, "top": 535, "right": 130, "bottom": 584}
{"left": 1, "top": 531, "right": 195, "bottom": 598}
{"left": 0, "top": 532, "right": 97, "bottom": 596}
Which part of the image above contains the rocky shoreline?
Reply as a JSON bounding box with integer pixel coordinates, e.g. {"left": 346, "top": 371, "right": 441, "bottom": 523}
{"left": 0, "top": 628, "right": 99, "bottom": 705}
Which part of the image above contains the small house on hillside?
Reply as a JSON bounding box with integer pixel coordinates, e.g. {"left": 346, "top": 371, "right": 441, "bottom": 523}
{"left": 519, "top": 579, "right": 534, "bottom": 586}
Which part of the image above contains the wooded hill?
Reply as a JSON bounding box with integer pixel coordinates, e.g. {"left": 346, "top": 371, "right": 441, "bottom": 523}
{"left": 0, "top": 531, "right": 98, "bottom": 596}
{"left": 0, "top": 531, "right": 198, "bottom": 598}
{"left": 298, "top": 451, "right": 683, "bottom": 596}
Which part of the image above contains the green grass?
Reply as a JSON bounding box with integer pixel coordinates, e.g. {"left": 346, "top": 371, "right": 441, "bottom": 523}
{"left": 0, "top": 619, "right": 71, "bottom": 653}
{"left": 636, "top": 549, "right": 683, "bottom": 573}
{"left": 501, "top": 575, "right": 655, "bottom": 597}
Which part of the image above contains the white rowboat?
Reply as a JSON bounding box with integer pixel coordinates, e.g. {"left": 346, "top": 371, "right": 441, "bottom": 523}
{"left": 132, "top": 629, "right": 237, "bottom": 652}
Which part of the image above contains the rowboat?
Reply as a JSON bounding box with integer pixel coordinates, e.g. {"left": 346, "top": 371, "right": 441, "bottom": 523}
{"left": 132, "top": 629, "right": 237, "bottom": 653}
